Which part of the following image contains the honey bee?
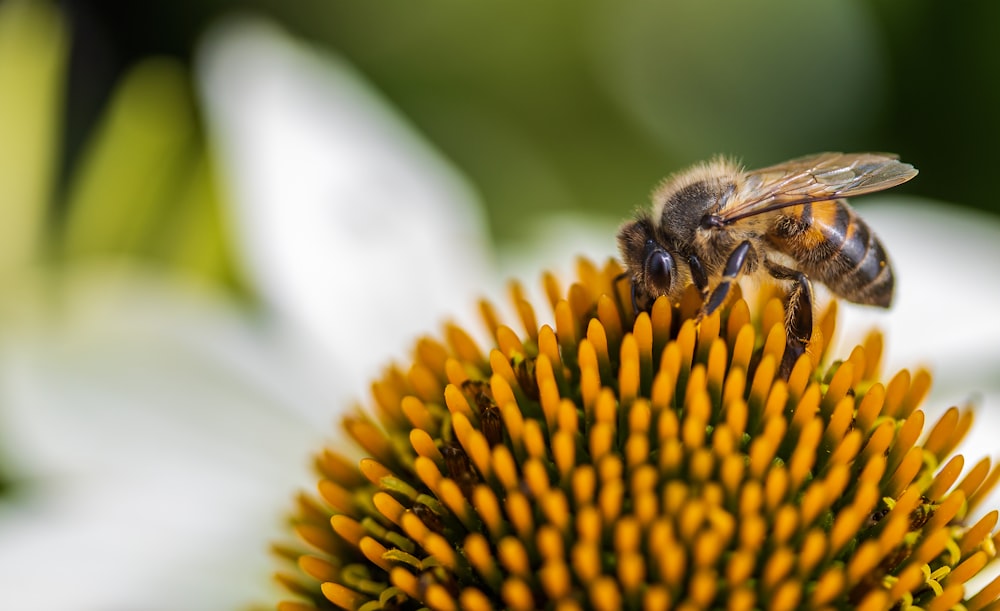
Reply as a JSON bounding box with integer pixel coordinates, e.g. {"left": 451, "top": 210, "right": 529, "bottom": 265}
{"left": 618, "top": 152, "right": 917, "bottom": 373}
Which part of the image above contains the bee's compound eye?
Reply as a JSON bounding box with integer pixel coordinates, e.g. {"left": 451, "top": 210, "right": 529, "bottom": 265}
{"left": 645, "top": 249, "right": 674, "bottom": 289}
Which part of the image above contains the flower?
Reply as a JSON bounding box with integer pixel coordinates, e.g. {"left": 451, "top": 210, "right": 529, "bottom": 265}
{"left": 276, "top": 259, "right": 1000, "bottom": 611}
{"left": 3, "top": 5, "right": 1000, "bottom": 611}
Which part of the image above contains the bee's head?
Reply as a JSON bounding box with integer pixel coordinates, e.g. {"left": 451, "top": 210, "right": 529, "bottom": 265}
{"left": 617, "top": 217, "right": 676, "bottom": 298}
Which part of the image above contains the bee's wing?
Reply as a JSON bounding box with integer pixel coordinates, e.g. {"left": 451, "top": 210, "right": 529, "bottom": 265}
{"left": 718, "top": 152, "right": 918, "bottom": 223}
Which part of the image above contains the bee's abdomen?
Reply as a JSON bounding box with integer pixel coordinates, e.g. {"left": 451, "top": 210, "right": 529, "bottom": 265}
{"left": 773, "top": 201, "right": 894, "bottom": 307}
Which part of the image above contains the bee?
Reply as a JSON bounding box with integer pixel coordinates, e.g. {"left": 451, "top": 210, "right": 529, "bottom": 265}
{"left": 618, "top": 152, "right": 917, "bottom": 373}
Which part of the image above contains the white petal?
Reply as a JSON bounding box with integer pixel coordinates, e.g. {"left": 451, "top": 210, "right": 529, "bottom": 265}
{"left": 0, "top": 267, "right": 326, "bottom": 610}
{"left": 197, "top": 17, "right": 495, "bottom": 402}
{"left": 835, "top": 199, "right": 1000, "bottom": 411}
{"left": 838, "top": 201, "right": 1000, "bottom": 557}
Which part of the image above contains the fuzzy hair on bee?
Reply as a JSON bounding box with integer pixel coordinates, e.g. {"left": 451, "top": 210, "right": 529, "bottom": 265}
{"left": 618, "top": 152, "right": 917, "bottom": 375}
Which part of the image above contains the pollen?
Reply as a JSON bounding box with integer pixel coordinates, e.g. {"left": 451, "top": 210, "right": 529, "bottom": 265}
{"left": 275, "top": 258, "right": 1000, "bottom": 611}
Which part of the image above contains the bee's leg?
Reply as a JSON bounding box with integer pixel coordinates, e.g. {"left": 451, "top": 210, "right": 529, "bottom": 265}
{"left": 612, "top": 270, "right": 636, "bottom": 317}
{"left": 613, "top": 271, "right": 647, "bottom": 318}
{"left": 703, "top": 241, "right": 754, "bottom": 316}
{"left": 613, "top": 270, "right": 656, "bottom": 318}
{"left": 764, "top": 260, "right": 814, "bottom": 376}
{"left": 763, "top": 261, "right": 813, "bottom": 343}
{"left": 687, "top": 254, "right": 710, "bottom": 303}
{"left": 630, "top": 279, "right": 656, "bottom": 314}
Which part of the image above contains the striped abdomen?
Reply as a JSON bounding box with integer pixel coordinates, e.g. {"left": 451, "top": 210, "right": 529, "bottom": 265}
{"left": 769, "top": 199, "right": 893, "bottom": 307}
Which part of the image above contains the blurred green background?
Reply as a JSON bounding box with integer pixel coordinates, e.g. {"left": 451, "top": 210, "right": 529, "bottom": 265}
{"left": 3, "top": 0, "right": 997, "bottom": 302}
{"left": 56, "top": 0, "right": 1000, "bottom": 250}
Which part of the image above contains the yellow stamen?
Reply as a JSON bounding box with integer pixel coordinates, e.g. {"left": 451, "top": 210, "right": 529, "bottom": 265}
{"left": 961, "top": 511, "right": 999, "bottom": 557}
{"left": 970, "top": 461, "right": 1000, "bottom": 515}
{"left": 539, "top": 561, "right": 572, "bottom": 599}
{"left": 947, "top": 550, "right": 989, "bottom": 587}
{"left": 358, "top": 457, "right": 393, "bottom": 486}
{"left": 769, "top": 581, "right": 801, "bottom": 610}
{"left": 882, "top": 369, "right": 912, "bottom": 419}
{"left": 329, "top": 514, "right": 364, "bottom": 547}
{"left": 968, "top": 573, "right": 1000, "bottom": 611}
{"left": 924, "top": 584, "right": 965, "bottom": 611}
{"left": 888, "top": 563, "right": 926, "bottom": 603}
{"left": 588, "top": 576, "right": 622, "bottom": 611}
{"left": 275, "top": 258, "right": 1000, "bottom": 611}
{"left": 317, "top": 480, "right": 356, "bottom": 515}
{"left": 571, "top": 541, "right": 601, "bottom": 582}
{"left": 885, "top": 446, "right": 924, "bottom": 498}
{"left": 319, "top": 583, "right": 365, "bottom": 609}
{"left": 407, "top": 362, "right": 443, "bottom": 403}
{"left": 297, "top": 555, "right": 338, "bottom": 583}
{"left": 442, "top": 384, "right": 473, "bottom": 420}
{"left": 505, "top": 491, "right": 534, "bottom": 540}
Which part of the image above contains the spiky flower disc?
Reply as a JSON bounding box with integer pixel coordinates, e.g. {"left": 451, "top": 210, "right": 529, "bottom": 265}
{"left": 275, "top": 258, "right": 1000, "bottom": 611}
